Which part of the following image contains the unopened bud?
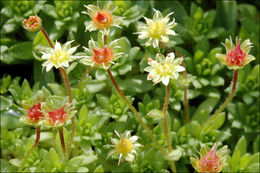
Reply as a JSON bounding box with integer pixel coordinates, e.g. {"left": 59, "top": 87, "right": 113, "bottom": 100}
{"left": 23, "top": 15, "right": 42, "bottom": 32}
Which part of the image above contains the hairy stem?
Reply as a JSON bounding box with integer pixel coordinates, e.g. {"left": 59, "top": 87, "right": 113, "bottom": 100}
{"left": 59, "top": 128, "right": 66, "bottom": 161}
{"left": 40, "top": 27, "right": 54, "bottom": 48}
{"left": 19, "top": 127, "right": 41, "bottom": 172}
{"left": 40, "top": 26, "right": 75, "bottom": 160}
{"left": 206, "top": 70, "right": 238, "bottom": 124}
{"left": 162, "top": 83, "right": 173, "bottom": 152}
{"left": 58, "top": 68, "right": 74, "bottom": 159}
{"left": 162, "top": 83, "right": 177, "bottom": 172}
{"left": 107, "top": 69, "right": 176, "bottom": 172}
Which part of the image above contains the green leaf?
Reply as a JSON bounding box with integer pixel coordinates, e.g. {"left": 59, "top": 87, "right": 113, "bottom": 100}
{"left": 234, "top": 136, "right": 247, "bottom": 157}
{"left": 9, "top": 42, "right": 34, "bottom": 60}
{"left": 1, "top": 159, "right": 17, "bottom": 172}
{"left": 79, "top": 105, "right": 88, "bottom": 126}
{"left": 215, "top": 1, "right": 237, "bottom": 32}
{"left": 94, "top": 165, "right": 104, "bottom": 173}
{"left": 211, "top": 76, "right": 224, "bottom": 86}
{"left": 164, "top": 148, "right": 183, "bottom": 161}
{"left": 239, "top": 153, "right": 250, "bottom": 170}
{"left": 202, "top": 112, "right": 225, "bottom": 134}
{"left": 248, "top": 152, "right": 260, "bottom": 166}
{"left": 192, "top": 97, "right": 218, "bottom": 123}
{"left": 0, "top": 96, "right": 13, "bottom": 111}
{"left": 49, "top": 148, "right": 61, "bottom": 169}
{"left": 96, "top": 94, "right": 110, "bottom": 110}
{"left": 86, "top": 80, "right": 106, "bottom": 93}
{"left": 1, "top": 18, "right": 19, "bottom": 34}
{"left": 147, "top": 109, "right": 164, "bottom": 118}
{"left": 47, "top": 83, "right": 66, "bottom": 96}
{"left": 186, "top": 121, "right": 201, "bottom": 139}
{"left": 118, "top": 64, "right": 132, "bottom": 75}
{"left": 33, "top": 60, "right": 55, "bottom": 88}
{"left": 65, "top": 154, "right": 97, "bottom": 172}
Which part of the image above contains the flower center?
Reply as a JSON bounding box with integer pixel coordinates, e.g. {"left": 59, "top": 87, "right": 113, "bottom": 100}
{"left": 155, "top": 63, "right": 173, "bottom": 76}
{"left": 148, "top": 21, "right": 167, "bottom": 38}
{"left": 50, "top": 50, "right": 69, "bottom": 65}
{"left": 93, "top": 11, "right": 113, "bottom": 29}
{"left": 116, "top": 138, "right": 132, "bottom": 154}
{"left": 27, "top": 103, "right": 44, "bottom": 123}
{"left": 92, "top": 47, "right": 113, "bottom": 64}
{"left": 227, "top": 40, "right": 246, "bottom": 66}
{"left": 48, "top": 107, "right": 68, "bottom": 126}
{"left": 198, "top": 149, "right": 221, "bottom": 172}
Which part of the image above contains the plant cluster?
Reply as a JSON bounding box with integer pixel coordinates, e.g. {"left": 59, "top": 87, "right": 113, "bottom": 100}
{"left": 0, "top": 1, "right": 259, "bottom": 172}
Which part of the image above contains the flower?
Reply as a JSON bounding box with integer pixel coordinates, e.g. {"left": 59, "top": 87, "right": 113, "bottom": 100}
{"left": 216, "top": 37, "right": 255, "bottom": 70}
{"left": 41, "top": 96, "right": 77, "bottom": 127}
{"left": 107, "top": 130, "right": 142, "bottom": 165}
{"left": 144, "top": 53, "right": 185, "bottom": 86}
{"left": 20, "top": 90, "right": 48, "bottom": 126}
{"left": 41, "top": 40, "right": 79, "bottom": 72}
{"left": 190, "top": 143, "right": 228, "bottom": 173}
{"left": 82, "top": 1, "right": 123, "bottom": 35}
{"left": 136, "top": 9, "right": 177, "bottom": 48}
{"left": 23, "top": 15, "right": 42, "bottom": 32}
{"left": 79, "top": 38, "right": 123, "bottom": 69}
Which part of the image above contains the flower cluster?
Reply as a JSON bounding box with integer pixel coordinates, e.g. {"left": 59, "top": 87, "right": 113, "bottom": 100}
{"left": 107, "top": 131, "right": 142, "bottom": 165}
{"left": 20, "top": 90, "right": 76, "bottom": 128}
{"left": 190, "top": 143, "right": 228, "bottom": 173}
{"left": 23, "top": 15, "right": 42, "bottom": 32}
{"left": 144, "top": 53, "right": 185, "bottom": 86}
{"left": 216, "top": 37, "right": 255, "bottom": 70}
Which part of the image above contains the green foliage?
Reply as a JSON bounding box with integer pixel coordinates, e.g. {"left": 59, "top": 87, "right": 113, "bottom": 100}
{"left": 0, "top": 0, "right": 259, "bottom": 172}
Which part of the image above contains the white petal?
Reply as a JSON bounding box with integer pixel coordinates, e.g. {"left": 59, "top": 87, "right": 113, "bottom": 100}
{"left": 130, "top": 136, "right": 138, "bottom": 143}
{"left": 162, "top": 76, "right": 170, "bottom": 86}
{"left": 152, "top": 39, "right": 159, "bottom": 48}
{"left": 55, "top": 41, "right": 62, "bottom": 51}
{"left": 67, "top": 46, "right": 78, "bottom": 55}
{"left": 176, "top": 65, "right": 185, "bottom": 72}
{"left": 166, "top": 29, "right": 177, "bottom": 36}
{"left": 46, "top": 63, "right": 53, "bottom": 72}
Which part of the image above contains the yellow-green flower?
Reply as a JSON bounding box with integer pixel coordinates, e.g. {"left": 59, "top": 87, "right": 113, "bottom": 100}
{"left": 137, "top": 9, "right": 177, "bottom": 48}
{"left": 216, "top": 37, "right": 255, "bottom": 70}
{"left": 82, "top": 1, "right": 123, "bottom": 35}
{"left": 107, "top": 130, "right": 142, "bottom": 165}
{"left": 144, "top": 53, "right": 185, "bottom": 86}
{"left": 41, "top": 40, "right": 79, "bottom": 72}
{"left": 190, "top": 143, "right": 228, "bottom": 173}
{"left": 79, "top": 37, "right": 123, "bottom": 69}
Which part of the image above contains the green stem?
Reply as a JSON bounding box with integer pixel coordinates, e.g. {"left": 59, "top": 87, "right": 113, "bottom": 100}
{"left": 206, "top": 70, "right": 238, "bottom": 123}
{"left": 19, "top": 127, "right": 41, "bottom": 172}
{"left": 40, "top": 26, "right": 74, "bottom": 161}
{"left": 59, "top": 128, "right": 66, "bottom": 161}
{"left": 107, "top": 69, "right": 176, "bottom": 172}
